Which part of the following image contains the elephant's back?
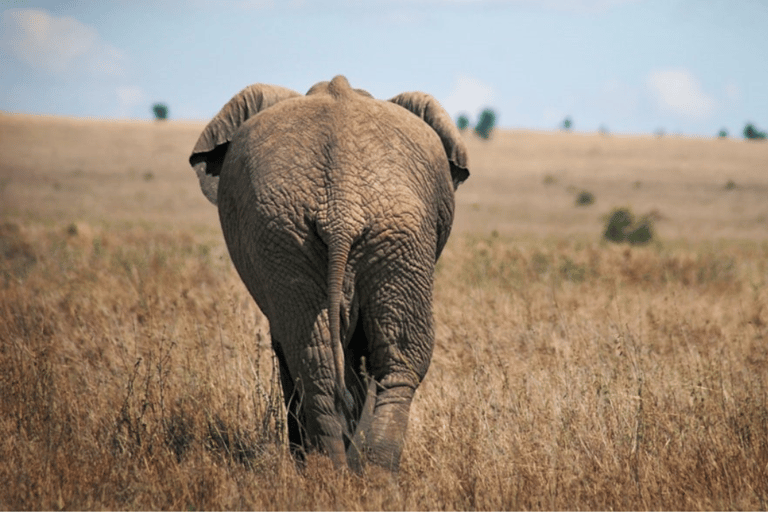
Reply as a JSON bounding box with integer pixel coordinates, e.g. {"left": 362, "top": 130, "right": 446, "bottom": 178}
{"left": 241, "top": 94, "right": 445, "bottom": 184}
{"left": 221, "top": 92, "right": 453, "bottom": 252}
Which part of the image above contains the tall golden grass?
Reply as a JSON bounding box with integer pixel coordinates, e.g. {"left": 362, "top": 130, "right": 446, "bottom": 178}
{"left": 1, "top": 221, "right": 766, "bottom": 509}
{"left": 1, "top": 114, "right": 767, "bottom": 509}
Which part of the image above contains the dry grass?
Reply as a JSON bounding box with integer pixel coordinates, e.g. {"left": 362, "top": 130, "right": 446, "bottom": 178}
{"left": 1, "top": 113, "right": 767, "bottom": 509}
{"left": 457, "top": 129, "right": 768, "bottom": 241}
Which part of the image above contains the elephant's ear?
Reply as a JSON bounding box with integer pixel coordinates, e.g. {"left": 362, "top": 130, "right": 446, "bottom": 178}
{"left": 389, "top": 92, "right": 470, "bottom": 190}
{"left": 189, "top": 84, "right": 302, "bottom": 205}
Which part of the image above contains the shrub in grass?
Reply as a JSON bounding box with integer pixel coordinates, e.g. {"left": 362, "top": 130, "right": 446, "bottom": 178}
{"left": 543, "top": 174, "right": 558, "bottom": 185}
{"left": 626, "top": 216, "right": 654, "bottom": 245}
{"left": 603, "top": 208, "right": 655, "bottom": 245}
{"left": 603, "top": 208, "right": 633, "bottom": 243}
{"left": 575, "top": 190, "right": 595, "bottom": 206}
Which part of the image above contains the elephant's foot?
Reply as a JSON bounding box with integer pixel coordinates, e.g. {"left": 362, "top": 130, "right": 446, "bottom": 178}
{"left": 365, "top": 406, "right": 409, "bottom": 471}
{"left": 317, "top": 434, "right": 348, "bottom": 469}
{"left": 352, "top": 384, "right": 414, "bottom": 473}
{"left": 311, "top": 413, "right": 348, "bottom": 469}
{"left": 362, "top": 463, "right": 404, "bottom": 507}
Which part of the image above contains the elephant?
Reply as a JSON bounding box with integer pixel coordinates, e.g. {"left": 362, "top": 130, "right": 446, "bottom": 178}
{"left": 189, "top": 75, "right": 469, "bottom": 473}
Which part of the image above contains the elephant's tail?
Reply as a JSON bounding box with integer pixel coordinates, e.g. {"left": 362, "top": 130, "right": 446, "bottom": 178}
{"left": 327, "top": 235, "right": 353, "bottom": 416}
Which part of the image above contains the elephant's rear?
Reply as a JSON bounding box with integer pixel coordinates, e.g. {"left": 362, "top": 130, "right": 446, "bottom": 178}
{"left": 219, "top": 86, "right": 455, "bottom": 301}
{"left": 189, "top": 75, "right": 469, "bottom": 472}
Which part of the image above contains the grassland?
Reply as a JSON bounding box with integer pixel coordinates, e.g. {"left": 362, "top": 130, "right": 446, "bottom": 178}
{"left": 1, "top": 113, "right": 767, "bottom": 509}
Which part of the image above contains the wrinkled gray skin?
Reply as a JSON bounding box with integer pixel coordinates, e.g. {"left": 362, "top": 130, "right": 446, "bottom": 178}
{"left": 189, "top": 75, "right": 469, "bottom": 473}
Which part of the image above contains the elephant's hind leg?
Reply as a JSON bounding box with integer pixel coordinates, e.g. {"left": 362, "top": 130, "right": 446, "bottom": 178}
{"left": 272, "top": 311, "right": 350, "bottom": 469}
{"left": 357, "top": 259, "right": 436, "bottom": 472}
{"left": 272, "top": 339, "right": 307, "bottom": 463}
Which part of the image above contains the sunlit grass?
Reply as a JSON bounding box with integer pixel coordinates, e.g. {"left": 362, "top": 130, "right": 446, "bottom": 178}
{"left": 2, "top": 221, "right": 766, "bottom": 509}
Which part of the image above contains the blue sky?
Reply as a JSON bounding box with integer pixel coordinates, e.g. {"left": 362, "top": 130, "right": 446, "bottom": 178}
{"left": 1, "top": 0, "right": 766, "bottom": 136}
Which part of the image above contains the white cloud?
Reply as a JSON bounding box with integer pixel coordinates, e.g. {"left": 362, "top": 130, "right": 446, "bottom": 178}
{"left": 442, "top": 75, "right": 496, "bottom": 122}
{"left": 0, "top": 8, "right": 124, "bottom": 77}
{"left": 646, "top": 69, "right": 715, "bottom": 121}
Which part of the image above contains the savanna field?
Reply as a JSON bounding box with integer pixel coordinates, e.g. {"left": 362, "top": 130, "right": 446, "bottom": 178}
{"left": 1, "top": 113, "right": 767, "bottom": 509}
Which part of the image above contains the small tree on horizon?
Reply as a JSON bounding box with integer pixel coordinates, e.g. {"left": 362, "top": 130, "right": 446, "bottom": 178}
{"left": 743, "top": 122, "right": 766, "bottom": 140}
{"left": 456, "top": 114, "right": 469, "bottom": 131}
{"left": 474, "top": 108, "right": 496, "bottom": 140}
{"left": 562, "top": 116, "right": 572, "bottom": 131}
{"left": 152, "top": 103, "right": 169, "bottom": 121}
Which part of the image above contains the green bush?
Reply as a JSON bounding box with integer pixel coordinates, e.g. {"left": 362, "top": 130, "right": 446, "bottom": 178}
{"left": 626, "top": 217, "right": 654, "bottom": 245}
{"left": 562, "top": 117, "right": 572, "bottom": 131}
{"left": 718, "top": 128, "right": 728, "bottom": 138}
{"left": 152, "top": 103, "right": 169, "bottom": 121}
{"left": 603, "top": 208, "right": 654, "bottom": 245}
{"left": 474, "top": 109, "right": 496, "bottom": 140}
{"left": 603, "top": 208, "right": 633, "bottom": 243}
{"left": 743, "top": 123, "right": 766, "bottom": 140}
{"left": 456, "top": 114, "right": 469, "bottom": 131}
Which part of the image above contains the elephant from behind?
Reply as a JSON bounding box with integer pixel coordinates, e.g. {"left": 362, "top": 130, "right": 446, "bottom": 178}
{"left": 189, "top": 75, "right": 469, "bottom": 472}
